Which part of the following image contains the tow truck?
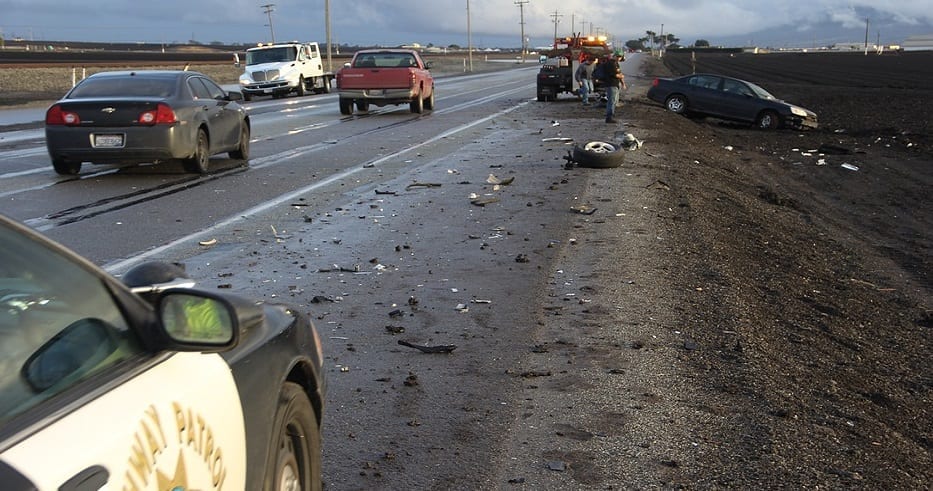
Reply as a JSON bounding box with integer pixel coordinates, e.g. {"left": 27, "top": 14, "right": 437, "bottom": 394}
{"left": 536, "top": 35, "right": 612, "bottom": 102}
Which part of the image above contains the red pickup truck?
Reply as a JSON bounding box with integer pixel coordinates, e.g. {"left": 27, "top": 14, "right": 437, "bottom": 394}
{"left": 336, "top": 49, "right": 435, "bottom": 114}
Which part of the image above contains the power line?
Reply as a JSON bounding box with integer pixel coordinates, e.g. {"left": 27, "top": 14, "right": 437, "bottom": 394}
{"left": 550, "top": 10, "right": 563, "bottom": 40}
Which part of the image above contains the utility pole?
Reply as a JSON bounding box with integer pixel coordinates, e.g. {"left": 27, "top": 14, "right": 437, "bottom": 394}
{"left": 515, "top": 0, "right": 529, "bottom": 63}
{"left": 659, "top": 23, "right": 664, "bottom": 58}
{"left": 325, "top": 0, "right": 332, "bottom": 71}
{"left": 550, "top": 10, "right": 562, "bottom": 40}
{"left": 864, "top": 17, "right": 870, "bottom": 55}
{"left": 467, "top": 0, "right": 474, "bottom": 71}
{"left": 261, "top": 3, "right": 276, "bottom": 44}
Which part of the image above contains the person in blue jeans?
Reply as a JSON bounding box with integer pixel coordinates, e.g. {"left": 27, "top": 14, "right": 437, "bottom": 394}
{"left": 604, "top": 53, "right": 627, "bottom": 123}
{"left": 575, "top": 57, "right": 593, "bottom": 105}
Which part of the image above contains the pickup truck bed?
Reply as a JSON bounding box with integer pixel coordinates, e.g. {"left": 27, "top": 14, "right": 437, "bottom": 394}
{"left": 336, "top": 49, "right": 435, "bottom": 114}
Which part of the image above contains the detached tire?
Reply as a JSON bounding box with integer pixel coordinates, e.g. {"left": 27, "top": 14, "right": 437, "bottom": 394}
{"left": 265, "top": 382, "right": 322, "bottom": 491}
{"left": 572, "top": 141, "right": 625, "bottom": 168}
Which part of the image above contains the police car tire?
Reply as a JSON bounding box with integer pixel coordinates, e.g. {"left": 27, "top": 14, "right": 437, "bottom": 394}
{"left": 267, "top": 382, "right": 322, "bottom": 491}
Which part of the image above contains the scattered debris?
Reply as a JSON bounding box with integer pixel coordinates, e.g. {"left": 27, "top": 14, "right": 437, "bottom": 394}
{"left": 398, "top": 340, "right": 458, "bottom": 354}
{"left": 486, "top": 174, "right": 515, "bottom": 186}
{"left": 647, "top": 180, "right": 672, "bottom": 191}
{"left": 385, "top": 325, "right": 405, "bottom": 334}
{"left": 520, "top": 370, "right": 552, "bottom": 378}
{"left": 515, "top": 253, "right": 530, "bottom": 263}
{"left": 471, "top": 298, "right": 492, "bottom": 304}
{"left": 570, "top": 205, "right": 597, "bottom": 215}
{"left": 310, "top": 295, "right": 336, "bottom": 303}
{"left": 375, "top": 189, "right": 397, "bottom": 195}
{"left": 406, "top": 182, "right": 442, "bottom": 190}
{"left": 841, "top": 163, "right": 860, "bottom": 171}
{"left": 198, "top": 238, "right": 218, "bottom": 246}
{"left": 546, "top": 461, "right": 568, "bottom": 472}
{"left": 542, "top": 137, "right": 573, "bottom": 142}
{"left": 404, "top": 372, "right": 419, "bottom": 386}
{"left": 455, "top": 303, "right": 469, "bottom": 312}
{"left": 388, "top": 309, "right": 404, "bottom": 318}
{"left": 818, "top": 143, "right": 852, "bottom": 155}
{"left": 471, "top": 196, "right": 500, "bottom": 206}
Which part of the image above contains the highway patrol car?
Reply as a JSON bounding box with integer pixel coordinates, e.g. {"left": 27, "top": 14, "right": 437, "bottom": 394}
{"left": 0, "top": 214, "right": 326, "bottom": 490}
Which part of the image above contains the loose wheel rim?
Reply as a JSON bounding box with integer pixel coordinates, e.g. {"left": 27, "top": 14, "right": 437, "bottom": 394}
{"left": 584, "top": 141, "right": 617, "bottom": 153}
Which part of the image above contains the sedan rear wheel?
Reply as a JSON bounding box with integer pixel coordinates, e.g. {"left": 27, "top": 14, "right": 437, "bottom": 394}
{"left": 665, "top": 95, "right": 687, "bottom": 114}
{"left": 756, "top": 110, "right": 781, "bottom": 130}
{"left": 52, "top": 158, "right": 81, "bottom": 176}
{"left": 229, "top": 124, "right": 250, "bottom": 161}
{"left": 183, "top": 129, "right": 210, "bottom": 174}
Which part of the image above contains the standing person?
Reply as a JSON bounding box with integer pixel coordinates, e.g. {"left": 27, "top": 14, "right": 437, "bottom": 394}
{"left": 574, "top": 57, "right": 592, "bottom": 105}
{"left": 604, "top": 52, "right": 627, "bottom": 123}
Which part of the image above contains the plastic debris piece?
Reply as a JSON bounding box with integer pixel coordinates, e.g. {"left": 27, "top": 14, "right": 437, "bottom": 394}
{"left": 398, "top": 340, "right": 457, "bottom": 353}
{"left": 841, "top": 163, "right": 860, "bottom": 171}
{"left": 198, "top": 238, "right": 218, "bottom": 246}
{"left": 486, "top": 174, "right": 515, "bottom": 186}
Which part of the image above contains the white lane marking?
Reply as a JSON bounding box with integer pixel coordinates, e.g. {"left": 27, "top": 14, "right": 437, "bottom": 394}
{"left": 103, "top": 98, "right": 532, "bottom": 273}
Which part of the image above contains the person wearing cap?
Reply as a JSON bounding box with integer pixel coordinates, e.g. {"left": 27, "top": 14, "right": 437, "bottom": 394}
{"left": 604, "top": 52, "right": 627, "bottom": 123}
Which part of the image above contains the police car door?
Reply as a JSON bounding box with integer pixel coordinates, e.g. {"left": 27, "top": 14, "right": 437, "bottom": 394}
{"left": 0, "top": 237, "right": 247, "bottom": 490}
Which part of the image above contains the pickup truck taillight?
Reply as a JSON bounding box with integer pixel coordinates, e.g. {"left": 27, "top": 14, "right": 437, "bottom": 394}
{"left": 410, "top": 71, "right": 417, "bottom": 88}
{"left": 138, "top": 103, "right": 177, "bottom": 125}
{"left": 45, "top": 105, "right": 81, "bottom": 126}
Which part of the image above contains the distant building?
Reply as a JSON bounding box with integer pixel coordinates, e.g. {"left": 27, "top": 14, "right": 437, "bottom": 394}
{"left": 902, "top": 34, "right": 933, "bottom": 51}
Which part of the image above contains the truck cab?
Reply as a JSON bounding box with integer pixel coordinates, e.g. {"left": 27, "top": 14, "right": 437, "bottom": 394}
{"left": 238, "top": 41, "right": 334, "bottom": 100}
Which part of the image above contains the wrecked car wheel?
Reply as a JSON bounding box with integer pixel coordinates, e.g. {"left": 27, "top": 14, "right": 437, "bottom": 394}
{"left": 572, "top": 141, "right": 625, "bottom": 169}
{"left": 665, "top": 94, "right": 687, "bottom": 114}
{"left": 756, "top": 110, "right": 781, "bottom": 130}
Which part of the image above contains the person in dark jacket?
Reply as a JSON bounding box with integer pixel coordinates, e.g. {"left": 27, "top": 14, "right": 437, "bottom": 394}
{"left": 604, "top": 52, "right": 627, "bottom": 123}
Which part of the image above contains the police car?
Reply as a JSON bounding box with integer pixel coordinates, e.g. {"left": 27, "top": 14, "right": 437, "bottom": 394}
{"left": 0, "top": 214, "right": 326, "bottom": 490}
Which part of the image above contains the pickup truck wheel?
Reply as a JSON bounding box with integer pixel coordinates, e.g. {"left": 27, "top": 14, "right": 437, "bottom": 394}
{"left": 424, "top": 87, "right": 435, "bottom": 110}
{"left": 339, "top": 98, "right": 353, "bottom": 115}
{"left": 296, "top": 77, "right": 306, "bottom": 97}
{"left": 320, "top": 77, "right": 331, "bottom": 94}
{"left": 410, "top": 92, "right": 424, "bottom": 114}
{"left": 356, "top": 101, "right": 369, "bottom": 112}
{"left": 243, "top": 92, "right": 252, "bottom": 102}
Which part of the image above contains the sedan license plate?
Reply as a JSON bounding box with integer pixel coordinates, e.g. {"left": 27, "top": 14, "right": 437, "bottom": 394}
{"left": 93, "top": 134, "right": 124, "bottom": 148}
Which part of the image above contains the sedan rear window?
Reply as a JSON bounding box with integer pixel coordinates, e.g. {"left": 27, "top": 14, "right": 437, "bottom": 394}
{"left": 69, "top": 77, "right": 175, "bottom": 98}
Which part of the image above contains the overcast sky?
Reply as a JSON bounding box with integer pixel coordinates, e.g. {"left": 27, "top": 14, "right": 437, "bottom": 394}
{"left": 2, "top": 0, "right": 931, "bottom": 48}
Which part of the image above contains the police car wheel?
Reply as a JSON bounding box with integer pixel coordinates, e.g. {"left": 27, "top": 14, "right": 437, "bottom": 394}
{"left": 269, "top": 382, "right": 322, "bottom": 491}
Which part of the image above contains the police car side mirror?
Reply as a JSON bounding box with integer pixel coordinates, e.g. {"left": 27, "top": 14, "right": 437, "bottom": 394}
{"left": 157, "top": 291, "right": 238, "bottom": 347}
{"left": 23, "top": 318, "right": 119, "bottom": 392}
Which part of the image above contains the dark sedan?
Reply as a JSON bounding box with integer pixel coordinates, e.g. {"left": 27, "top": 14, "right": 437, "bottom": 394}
{"left": 646, "top": 73, "right": 818, "bottom": 130}
{"left": 0, "top": 213, "right": 325, "bottom": 490}
{"left": 45, "top": 70, "right": 250, "bottom": 175}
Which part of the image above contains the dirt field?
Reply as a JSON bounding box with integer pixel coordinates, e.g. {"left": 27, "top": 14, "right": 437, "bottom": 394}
{"left": 612, "top": 51, "right": 931, "bottom": 487}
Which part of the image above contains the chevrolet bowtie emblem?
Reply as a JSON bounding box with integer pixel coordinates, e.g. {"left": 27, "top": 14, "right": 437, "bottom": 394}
{"left": 101, "top": 107, "right": 116, "bottom": 113}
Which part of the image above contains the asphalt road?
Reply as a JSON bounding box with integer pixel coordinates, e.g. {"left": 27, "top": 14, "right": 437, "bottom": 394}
{"left": 0, "top": 60, "right": 610, "bottom": 488}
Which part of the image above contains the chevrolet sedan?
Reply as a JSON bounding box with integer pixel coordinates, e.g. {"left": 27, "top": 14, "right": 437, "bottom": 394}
{"left": 647, "top": 73, "right": 818, "bottom": 130}
{"left": 45, "top": 70, "right": 250, "bottom": 175}
{"left": 0, "top": 214, "right": 325, "bottom": 490}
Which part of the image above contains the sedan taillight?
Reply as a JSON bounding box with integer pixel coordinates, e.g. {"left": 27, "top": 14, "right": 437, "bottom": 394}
{"left": 138, "top": 103, "right": 177, "bottom": 125}
{"left": 46, "top": 105, "right": 81, "bottom": 126}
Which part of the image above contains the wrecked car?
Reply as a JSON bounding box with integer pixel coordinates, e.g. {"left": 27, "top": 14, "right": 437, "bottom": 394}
{"left": 647, "top": 73, "right": 818, "bottom": 130}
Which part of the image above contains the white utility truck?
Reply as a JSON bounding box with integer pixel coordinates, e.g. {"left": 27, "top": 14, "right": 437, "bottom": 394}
{"left": 238, "top": 41, "right": 334, "bottom": 100}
